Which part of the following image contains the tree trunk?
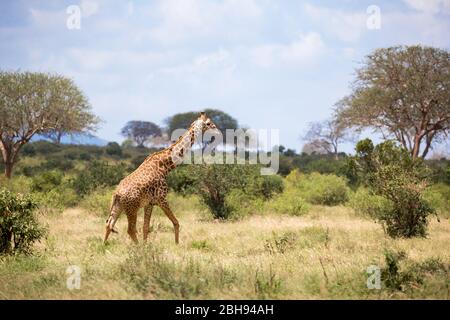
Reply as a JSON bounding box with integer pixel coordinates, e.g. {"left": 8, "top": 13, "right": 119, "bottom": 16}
{"left": 1, "top": 144, "right": 17, "bottom": 179}
{"left": 4, "top": 162, "right": 13, "bottom": 179}
{"left": 411, "top": 134, "right": 423, "bottom": 160}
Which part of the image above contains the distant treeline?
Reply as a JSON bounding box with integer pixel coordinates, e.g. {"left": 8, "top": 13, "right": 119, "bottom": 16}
{"left": 2, "top": 140, "right": 448, "bottom": 186}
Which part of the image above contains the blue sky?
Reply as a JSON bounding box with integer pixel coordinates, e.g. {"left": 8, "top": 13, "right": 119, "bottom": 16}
{"left": 1, "top": 0, "right": 449, "bottom": 152}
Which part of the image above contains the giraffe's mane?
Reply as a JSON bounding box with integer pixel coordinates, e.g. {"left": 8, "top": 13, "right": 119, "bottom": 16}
{"left": 143, "top": 119, "right": 200, "bottom": 162}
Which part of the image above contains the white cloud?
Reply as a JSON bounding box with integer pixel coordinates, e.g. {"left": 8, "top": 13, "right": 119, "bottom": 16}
{"left": 304, "top": 3, "right": 367, "bottom": 42}
{"left": 80, "top": 0, "right": 99, "bottom": 17}
{"left": 403, "top": 0, "right": 450, "bottom": 15}
{"left": 250, "top": 32, "right": 326, "bottom": 67}
{"left": 29, "top": 8, "right": 66, "bottom": 28}
{"left": 149, "top": 0, "right": 262, "bottom": 44}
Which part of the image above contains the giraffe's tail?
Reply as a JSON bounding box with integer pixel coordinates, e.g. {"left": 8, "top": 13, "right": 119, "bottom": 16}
{"left": 106, "top": 194, "right": 120, "bottom": 234}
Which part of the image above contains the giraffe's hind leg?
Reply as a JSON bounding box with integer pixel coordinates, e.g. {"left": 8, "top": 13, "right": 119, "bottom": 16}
{"left": 143, "top": 205, "right": 153, "bottom": 242}
{"left": 126, "top": 209, "right": 139, "bottom": 244}
{"left": 159, "top": 201, "right": 179, "bottom": 244}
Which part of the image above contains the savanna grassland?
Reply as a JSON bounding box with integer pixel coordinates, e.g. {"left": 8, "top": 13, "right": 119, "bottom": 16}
{"left": 0, "top": 194, "right": 449, "bottom": 299}
{"left": 0, "top": 142, "right": 449, "bottom": 300}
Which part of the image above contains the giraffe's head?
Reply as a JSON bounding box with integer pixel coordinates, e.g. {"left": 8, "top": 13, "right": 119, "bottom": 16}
{"left": 199, "top": 112, "right": 219, "bottom": 134}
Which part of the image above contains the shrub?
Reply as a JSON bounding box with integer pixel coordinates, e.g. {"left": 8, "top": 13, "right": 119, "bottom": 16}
{"left": 33, "top": 187, "right": 79, "bottom": 215}
{"left": 40, "top": 158, "right": 74, "bottom": 172}
{"left": 269, "top": 189, "right": 310, "bottom": 216}
{"left": 0, "top": 175, "right": 32, "bottom": 194}
{"left": 224, "top": 189, "right": 265, "bottom": 220}
{"left": 299, "top": 173, "right": 350, "bottom": 206}
{"left": 105, "top": 142, "right": 123, "bottom": 157}
{"left": 348, "top": 188, "right": 393, "bottom": 218}
{"left": 350, "top": 139, "right": 435, "bottom": 238}
{"left": 250, "top": 175, "right": 284, "bottom": 200}
{"left": 286, "top": 170, "right": 350, "bottom": 206}
{"left": 30, "top": 170, "right": 63, "bottom": 193}
{"left": 31, "top": 141, "right": 61, "bottom": 154}
{"left": 79, "top": 187, "right": 114, "bottom": 217}
{"left": 167, "top": 166, "right": 198, "bottom": 196}
{"left": 21, "top": 144, "right": 36, "bottom": 156}
{"left": 423, "top": 183, "right": 450, "bottom": 218}
{"left": 188, "top": 164, "right": 270, "bottom": 219}
{"left": 79, "top": 152, "right": 92, "bottom": 161}
{"left": 380, "top": 249, "right": 448, "bottom": 292}
{"left": 71, "top": 161, "right": 127, "bottom": 196}
{"left": 0, "top": 189, "right": 46, "bottom": 254}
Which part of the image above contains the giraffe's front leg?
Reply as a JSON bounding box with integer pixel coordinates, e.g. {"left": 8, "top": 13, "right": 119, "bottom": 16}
{"left": 143, "top": 205, "right": 153, "bottom": 242}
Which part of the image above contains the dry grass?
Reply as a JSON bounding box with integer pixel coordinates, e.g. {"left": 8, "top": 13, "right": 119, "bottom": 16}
{"left": 0, "top": 195, "right": 449, "bottom": 300}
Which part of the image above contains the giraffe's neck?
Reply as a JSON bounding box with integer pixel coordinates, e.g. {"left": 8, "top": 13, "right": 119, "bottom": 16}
{"left": 149, "top": 120, "right": 202, "bottom": 174}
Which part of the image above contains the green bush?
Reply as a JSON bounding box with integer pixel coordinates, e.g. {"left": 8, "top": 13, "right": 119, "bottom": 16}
{"left": 33, "top": 187, "right": 79, "bottom": 215}
{"left": 348, "top": 188, "right": 393, "bottom": 218}
{"left": 167, "top": 166, "right": 198, "bottom": 196}
{"left": 250, "top": 175, "right": 284, "bottom": 200}
{"left": 0, "top": 189, "right": 46, "bottom": 254}
{"left": 79, "top": 187, "right": 114, "bottom": 217}
{"left": 269, "top": 189, "right": 310, "bottom": 216}
{"left": 105, "top": 142, "right": 123, "bottom": 157}
{"left": 189, "top": 164, "right": 284, "bottom": 220}
{"left": 423, "top": 183, "right": 450, "bottom": 218}
{"left": 286, "top": 170, "right": 349, "bottom": 206}
{"left": 0, "top": 175, "right": 32, "bottom": 194}
{"left": 30, "top": 170, "right": 63, "bottom": 193}
{"left": 71, "top": 161, "right": 127, "bottom": 196}
{"left": 381, "top": 249, "right": 448, "bottom": 292}
{"left": 224, "top": 189, "right": 265, "bottom": 220}
{"left": 351, "top": 139, "right": 435, "bottom": 238}
{"left": 192, "top": 164, "right": 251, "bottom": 219}
{"left": 40, "top": 158, "right": 74, "bottom": 172}
{"left": 31, "top": 141, "right": 61, "bottom": 154}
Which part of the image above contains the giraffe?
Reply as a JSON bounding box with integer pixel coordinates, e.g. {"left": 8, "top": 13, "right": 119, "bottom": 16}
{"left": 103, "top": 112, "right": 218, "bottom": 245}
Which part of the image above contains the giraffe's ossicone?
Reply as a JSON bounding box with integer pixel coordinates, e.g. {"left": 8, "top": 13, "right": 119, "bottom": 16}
{"left": 104, "top": 112, "right": 218, "bottom": 244}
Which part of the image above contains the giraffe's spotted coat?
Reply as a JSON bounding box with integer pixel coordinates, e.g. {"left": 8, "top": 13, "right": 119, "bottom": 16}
{"left": 104, "top": 113, "right": 218, "bottom": 244}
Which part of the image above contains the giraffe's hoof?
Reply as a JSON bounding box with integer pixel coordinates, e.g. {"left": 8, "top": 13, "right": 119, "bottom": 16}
{"left": 111, "top": 228, "right": 118, "bottom": 234}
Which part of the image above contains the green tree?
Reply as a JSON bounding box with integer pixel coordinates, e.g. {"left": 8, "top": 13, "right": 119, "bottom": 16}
{"left": 0, "top": 189, "right": 46, "bottom": 254}
{"left": 0, "top": 71, "right": 99, "bottom": 178}
{"left": 121, "top": 121, "right": 162, "bottom": 147}
{"left": 350, "top": 139, "right": 435, "bottom": 238}
{"left": 336, "top": 46, "right": 450, "bottom": 159}
{"left": 165, "top": 109, "right": 238, "bottom": 138}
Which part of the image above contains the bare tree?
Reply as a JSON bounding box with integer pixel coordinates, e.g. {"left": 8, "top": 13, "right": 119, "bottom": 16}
{"left": 0, "top": 71, "right": 99, "bottom": 178}
{"left": 303, "top": 118, "right": 354, "bottom": 159}
{"left": 336, "top": 45, "right": 450, "bottom": 159}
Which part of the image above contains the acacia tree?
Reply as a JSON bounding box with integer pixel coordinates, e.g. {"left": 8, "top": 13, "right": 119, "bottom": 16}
{"left": 121, "top": 121, "right": 162, "bottom": 147}
{"left": 303, "top": 118, "right": 354, "bottom": 159}
{"left": 165, "top": 109, "right": 238, "bottom": 137}
{"left": 165, "top": 109, "right": 238, "bottom": 149}
{"left": 0, "top": 71, "right": 99, "bottom": 178}
{"left": 336, "top": 45, "right": 450, "bottom": 159}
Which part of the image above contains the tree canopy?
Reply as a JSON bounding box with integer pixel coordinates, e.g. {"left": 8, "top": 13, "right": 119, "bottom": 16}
{"left": 336, "top": 45, "right": 450, "bottom": 159}
{"left": 120, "top": 121, "right": 162, "bottom": 147}
{"left": 165, "top": 108, "right": 238, "bottom": 137}
{"left": 0, "top": 71, "right": 99, "bottom": 178}
{"left": 303, "top": 118, "right": 354, "bottom": 159}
